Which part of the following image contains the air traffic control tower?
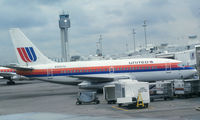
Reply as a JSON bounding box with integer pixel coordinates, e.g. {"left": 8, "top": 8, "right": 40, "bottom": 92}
{"left": 59, "top": 13, "right": 70, "bottom": 62}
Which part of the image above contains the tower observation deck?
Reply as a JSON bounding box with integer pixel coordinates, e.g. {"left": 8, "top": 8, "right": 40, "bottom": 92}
{"left": 59, "top": 13, "right": 70, "bottom": 62}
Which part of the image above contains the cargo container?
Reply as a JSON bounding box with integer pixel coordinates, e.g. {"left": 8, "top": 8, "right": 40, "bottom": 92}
{"left": 150, "top": 81, "right": 174, "bottom": 101}
{"left": 174, "top": 79, "right": 200, "bottom": 98}
{"left": 103, "top": 84, "right": 116, "bottom": 104}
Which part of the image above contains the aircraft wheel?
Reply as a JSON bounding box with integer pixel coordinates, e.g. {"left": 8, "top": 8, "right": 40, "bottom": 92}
{"left": 118, "top": 104, "right": 122, "bottom": 107}
{"left": 76, "top": 101, "right": 82, "bottom": 105}
{"left": 96, "top": 100, "right": 100, "bottom": 104}
{"left": 7, "top": 81, "right": 15, "bottom": 85}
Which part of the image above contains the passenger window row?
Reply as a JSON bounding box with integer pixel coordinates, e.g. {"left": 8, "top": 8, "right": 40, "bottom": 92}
{"left": 58, "top": 66, "right": 159, "bottom": 74}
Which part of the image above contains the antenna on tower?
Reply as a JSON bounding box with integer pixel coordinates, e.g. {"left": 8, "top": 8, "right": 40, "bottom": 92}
{"left": 132, "top": 28, "right": 136, "bottom": 52}
{"left": 96, "top": 35, "right": 103, "bottom": 56}
{"left": 126, "top": 39, "right": 129, "bottom": 52}
{"left": 142, "top": 20, "right": 147, "bottom": 49}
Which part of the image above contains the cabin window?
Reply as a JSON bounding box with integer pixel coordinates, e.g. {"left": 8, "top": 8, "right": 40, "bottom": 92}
{"left": 126, "top": 67, "right": 129, "bottom": 70}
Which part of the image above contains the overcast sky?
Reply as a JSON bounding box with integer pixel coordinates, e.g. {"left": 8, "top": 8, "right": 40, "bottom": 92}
{"left": 0, "top": 0, "right": 200, "bottom": 64}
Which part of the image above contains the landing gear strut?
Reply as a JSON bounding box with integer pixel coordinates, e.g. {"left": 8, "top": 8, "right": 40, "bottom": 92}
{"left": 6, "top": 80, "right": 15, "bottom": 85}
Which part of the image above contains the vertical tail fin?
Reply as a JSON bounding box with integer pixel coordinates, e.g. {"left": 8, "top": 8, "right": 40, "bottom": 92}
{"left": 9, "top": 28, "right": 54, "bottom": 66}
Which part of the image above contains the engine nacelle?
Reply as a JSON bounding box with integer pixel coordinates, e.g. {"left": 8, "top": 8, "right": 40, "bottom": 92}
{"left": 3, "top": 75, "right": 20, "bottom": 80}
{"left": 11, "top": 75, "right": 20, "bottom": 80}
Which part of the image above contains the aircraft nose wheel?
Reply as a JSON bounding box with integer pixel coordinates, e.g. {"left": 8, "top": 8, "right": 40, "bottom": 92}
{"left": 7, "top": 81, "right": 15, "bottom": 85}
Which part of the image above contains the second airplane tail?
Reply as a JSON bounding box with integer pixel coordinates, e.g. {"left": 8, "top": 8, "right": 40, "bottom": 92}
{"left": 9, "top": 28, "right": 54, "bottom": 66}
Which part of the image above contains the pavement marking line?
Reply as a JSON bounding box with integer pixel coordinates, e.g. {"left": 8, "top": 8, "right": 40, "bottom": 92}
{"left": 148, "top": 106, "right": 154, "bottom": 109}
{"left": 112, "top": 106, "right": 129, "bottom": 111}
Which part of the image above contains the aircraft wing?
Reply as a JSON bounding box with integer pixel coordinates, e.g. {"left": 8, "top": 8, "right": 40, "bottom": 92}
{"left": 70, "top": 74, "right": 132, "bottom": 83}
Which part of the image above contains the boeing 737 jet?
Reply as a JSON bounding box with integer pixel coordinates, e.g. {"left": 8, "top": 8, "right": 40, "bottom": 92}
{"left": 6, "top": 28, "right": 197, "bottom": 89}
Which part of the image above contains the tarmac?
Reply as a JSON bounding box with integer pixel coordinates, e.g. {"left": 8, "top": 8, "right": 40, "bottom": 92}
{"left": 0, "top": 79, "right": 200, "bottom": 120}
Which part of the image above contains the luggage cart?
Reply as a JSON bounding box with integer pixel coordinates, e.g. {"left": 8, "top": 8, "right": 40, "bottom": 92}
{"left": 76, "top": 91, "right": 100, "bottom": 105}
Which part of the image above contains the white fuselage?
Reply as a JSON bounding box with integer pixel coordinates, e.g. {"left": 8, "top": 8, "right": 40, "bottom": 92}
{"left": 16, "top": 58, "right": 197, "bottom": 82}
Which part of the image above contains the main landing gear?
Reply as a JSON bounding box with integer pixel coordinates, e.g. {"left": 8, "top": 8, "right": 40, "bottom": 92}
{"left": 6, "top": 80, "right": 15, "bottom": 85}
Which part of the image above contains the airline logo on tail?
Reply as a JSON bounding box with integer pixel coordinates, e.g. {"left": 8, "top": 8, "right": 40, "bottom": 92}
{"left": 17, "top": 47, "right": 37, "bottom": 62}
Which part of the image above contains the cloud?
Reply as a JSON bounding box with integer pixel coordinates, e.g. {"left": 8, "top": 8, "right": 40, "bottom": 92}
{"left": 0, "top": 0, "right": 200, "bottom": 64}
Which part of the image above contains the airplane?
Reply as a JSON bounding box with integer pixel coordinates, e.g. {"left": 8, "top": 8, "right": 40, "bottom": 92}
{"left": 0, "top": 66, "right": 21, "bottom": 85}
{"left": 6, "top": 28, "right": 197, "bottom": 89}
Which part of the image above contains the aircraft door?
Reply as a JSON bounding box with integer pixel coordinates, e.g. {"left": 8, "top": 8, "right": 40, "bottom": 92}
{"left": 109, "top": 66, "right": 114, "bottom": 74}
{"left": 165, "top": 63, "right": 171, "bottom": 73}
{"left": 47, "top": 68, "right": 53, "bottom": 79}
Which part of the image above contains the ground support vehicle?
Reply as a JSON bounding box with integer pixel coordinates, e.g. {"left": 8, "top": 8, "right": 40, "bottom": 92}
{"left": 115, "top": 80, "right": 150, "bottom": 108}
{"left": 76, "top": 91, "right": 100, "bottom": 105}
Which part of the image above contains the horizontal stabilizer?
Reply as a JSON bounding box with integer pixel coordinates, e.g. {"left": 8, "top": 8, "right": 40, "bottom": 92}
{"left": 3, "top": 65, "right": 33, "bottom": 71}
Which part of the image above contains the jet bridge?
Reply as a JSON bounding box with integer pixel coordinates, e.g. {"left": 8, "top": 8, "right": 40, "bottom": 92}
{"left": 195, "top": 45, "right": 200, "bottom": 77}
